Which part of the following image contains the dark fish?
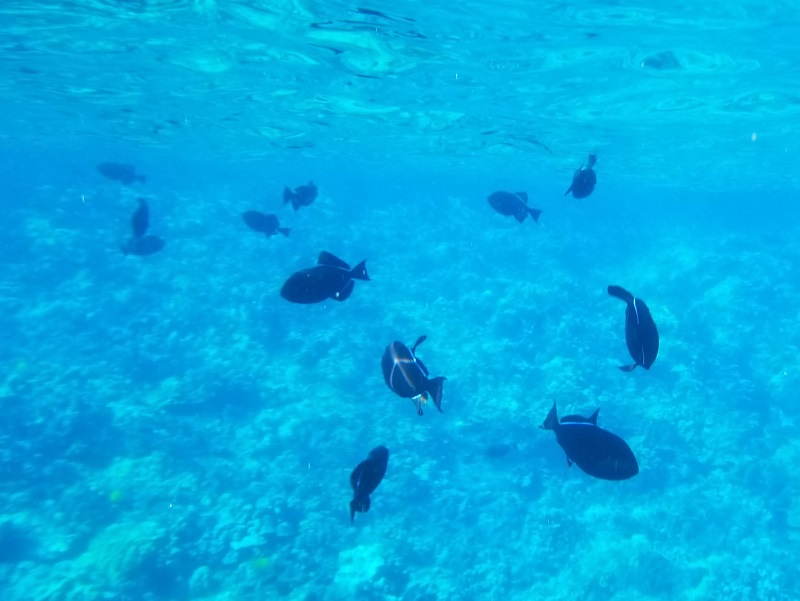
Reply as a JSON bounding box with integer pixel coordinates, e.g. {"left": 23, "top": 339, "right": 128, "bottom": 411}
{"left": 381, "top": 335, "right": 446, "bottom": 416}
{"left": 564, "top": 154, "right": 597, "bottom": 199}
{"left": 487, "top": 191, "right": 542, "bottom": 223}
{"left": 540, "top": 402, "right": 638, "bottom": 481}
{"left": 97, "top": 162, "right": 146, "bottom": 185}
{"left": 283, "top": 181, "right": 317, "bottom": 210}
{"left": 608, "top": 285, "right": 659, "bottom": 371}
{"left": 131, "top": 198, "right": 149, "bottom": 238}
{"left": 350, "top": 446, "right": 389, "bottom": 523}
{"left": 280, "top": 251, "right": 369, "bottom": 304}
{"left": 241, "top": 210, "right": 290, "bottom": 238}
{"left": 121, "top": 235, "right": 165, "bottom": 256}
{"left": 484, "top": 442, "right": 516, "bottom": 460}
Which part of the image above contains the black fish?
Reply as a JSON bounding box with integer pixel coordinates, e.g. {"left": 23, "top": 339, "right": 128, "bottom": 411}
{"left": 540, "top": 403, "right": 638, "bottom": 481}
{"left": 97, "top": 162, "right": 146, "bottom": 185}
{"left": 131, "top": 198, "right": 149, "bottom": 238}
{"left": 283, "top": 181, "right": 317, "bottom": 210}
{"left": 241, "top": 210, "right": 290, "bottom": 238}
{"left": 350, "top": 446, "right": 389, "bottom": 523}
{"left": 564, "top": 154, "right": 597, "bottom": 199}
{"left": 608, "top": 285, "right": 659, "bottom": 371}
{"left": 121, "top": 235, "right": 165, "bottom": 256}
{"left": 381, "top": 335, "right": 446, "bottom": 416}
{"left": 487, "top": 191, "right": 542, "bottom": 223}
{"left": 280, "top": 251, "right": 369, "bottom": 304}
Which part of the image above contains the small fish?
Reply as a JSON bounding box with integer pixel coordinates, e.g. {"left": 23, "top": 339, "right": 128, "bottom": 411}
{"left": 122, "top": 235, "right": 165, "bottom": 256}
{"left": 381, "top": 335, "right": 446, "bottom": 416}
{"left": 280, "top": 251, "right": 369, "bottom": 304}
{"left": 608, "top": 285, "right": 659, "bottom": 371}
{"left": 283, "top": 181, "right": 317, "bottom": 210}
{"left": 131, "top": 198, "right": 149, "bottom": 238}
{"left": 540, "top": 403, "right": 638, "bottom": 481}
{"left": 487, "top": 191, "right": 542, "bottom": 223}
{"left": 564, "top": 154, "right": 597, "bottom": 199}
{"left": 97, "top": 162, "right": 146, "bottom": 185}
{"left": 350, "top": 446, "right": 389, "bottom": 523}
{"left": 241, "top": 210, "right": 290, "bottom": 238}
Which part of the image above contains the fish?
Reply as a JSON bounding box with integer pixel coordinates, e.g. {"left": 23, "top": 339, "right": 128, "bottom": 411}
{"left": 131, "top": 198, "right": 149, "bottom": 238}
{"left": 487, "top": 191, "right": 542, "bottom": 223}
{"left": 241, "top": 210, "right": 290, "bottom": 238}
{"left": 97, "top": 162, "right": 146, "bottom": 185}
{"left": 280, "top": 251, "right": 369, "bottom": 304}
{"left": 381, "top": 335, "right": 446, "bottom": 415}
{"left": 540, "top": 402, "right": 638, "bottom": 481}
{"left": 608, "top": 285, "right": 659, "bottom": 371}
{"left": 121, "top": 235, "right": 165, "bottom": 256}
{"left": 350, "top": 446, "right": 389, "bottom": 523}
{"left": 283, "top": 181, "right": 317, "bottom": 210}
{"left": 564, "top": 154, "right": 597, "bottom": 199}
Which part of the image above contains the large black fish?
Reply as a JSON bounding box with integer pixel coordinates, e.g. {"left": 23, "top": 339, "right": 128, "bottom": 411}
{"left": 131, "top": 198, "right": 149, "bottom": 238}
{"left": 564, "top": 154, "right": 597, "bottom": 199}
{"left": 381, "top": 335, "right": 446, "bottom": 416}
{"left": 487, "top": 191, "right": 542, "bottom": 223}
{"left": 97, "top": 162, "right": 146, "bottom": 185}
{"left": 241, "top": 210, "right": 290, "bottom": 238}
{"left": 350, "top": 446, "right": 389, "bottom": 523}
{"left": 283, "top": 181, "right": 317, "bottom": 211}
{"left": 608, "top": 285, "right": 659, "bottom": 371}
{"left": 280, "top": 251, "right": 369, "bottom": 304}
{"left": 122, "top": 235, "right": 165, "bottom": 256}
{"left": 540, "top": 403, "right": 638, "bottom": 481}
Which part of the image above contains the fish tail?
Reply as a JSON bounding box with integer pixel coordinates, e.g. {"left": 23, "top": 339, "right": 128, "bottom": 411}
{"left": 277, "top": 227, "right": 291, "bottom": 237}
{"left": 540, "top": 402, "right": 558, "bottom": 430}
{"left": 528, "top": 207, "right": 542, "bottom": 223}
{"left": 282, "top": 186, "right": 294, "bottom": 205}
{"left": 608, "top": 285, "right": 634, "bottom": 303}
{"left": 350, "top": 260, "right": 370, "bottom": 281}
{"left": 618, "top": 364, "right": 638, "bottom": 372}
{"left": 428, "top": 376, "right": 446, "bottom": 412}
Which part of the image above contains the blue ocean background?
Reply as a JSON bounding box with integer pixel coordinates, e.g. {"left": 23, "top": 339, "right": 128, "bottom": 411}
{"left": 1, "top": 1, "right": 799, "bottom": 600}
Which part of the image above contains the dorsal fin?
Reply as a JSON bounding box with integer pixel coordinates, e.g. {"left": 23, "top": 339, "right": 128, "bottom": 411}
{"left": 411, "top": 335, "right": 427, "bottom": 354}
{"left": 318, "top": 251, "right": 350, "bottom": 269}
{"left": 515, "top": 191, "right": 528, "bottom": 203}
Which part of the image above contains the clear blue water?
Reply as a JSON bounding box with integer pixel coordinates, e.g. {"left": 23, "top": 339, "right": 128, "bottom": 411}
{"left": 1, "top": 1, "right": 799, "bottom": 600}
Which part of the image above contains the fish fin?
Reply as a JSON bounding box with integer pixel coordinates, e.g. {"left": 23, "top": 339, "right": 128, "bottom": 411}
{"left": 333, "top": 280, "right": 355, "bottom": 301}
{"left": 318, "top": 251, "right": 350, "bottom": 269}
{"left": 587, "top": 154, "right": 597, "bottom": 168}
{"left": 349, "top": 260, "right": 370, "bottom": 281}
{"left": 428, "top": 376, "right": 446, "bottom": 413}
{"left": 416, "top": 358, "right": 430, "bottom": 377}
{"left": 566, "top": 457, "right": 573, "bottom": 468}
{"left": 588, "top": 408, "right": 600, "bottom": 425}
{"left": 410, "top": 335, "right": 427, "bottom": 353}
{"left": 515, "top": 191, "right": 528, "bottom": 203}
{"left": 282, "top": 186, "right": 294, "bottom": 204}
{"left": 618, "top": 364, "right": 638, "bottom": 372}
{"left": 528, "top": 207, "right": 542, "bottom": 223}
{"left": 278, "top": 227, "right": 291, "bottom": 237}
{"left": 349, "top": 500, "right": 356, "bottom": 523}
{"left": 540, "top": 402, "right": 558, "bottom": 431}
{"left": 563, "top": 184, "right": 573, "bottom": 196}
{"left": 513, "top": 210, "right": 527, "bottom": 223}
{"left": 608, "top": 285, "right": 634, "bottom": 303}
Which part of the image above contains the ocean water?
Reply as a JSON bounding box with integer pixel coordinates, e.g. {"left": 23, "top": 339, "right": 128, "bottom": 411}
{"left": 1, "top": 1, "right": 799, "bottom": 600}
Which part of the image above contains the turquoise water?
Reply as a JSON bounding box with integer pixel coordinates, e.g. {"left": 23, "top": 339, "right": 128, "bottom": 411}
{"left": 1, "top": 1, "right": 799, "bottom": 600}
